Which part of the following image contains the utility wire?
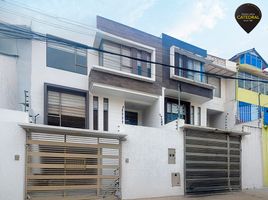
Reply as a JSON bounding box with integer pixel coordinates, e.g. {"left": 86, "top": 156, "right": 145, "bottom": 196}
{"left": 1, "top": 21, "right": 268, "bottom": 83}
{"left": 0, "top": 1, "right": 190, "bottom": 57}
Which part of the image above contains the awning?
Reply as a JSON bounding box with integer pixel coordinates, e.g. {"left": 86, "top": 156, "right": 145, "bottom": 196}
{"left": 19, "top": 123, "right": 127, "bottom": 141}
{"left": 206, "top": 54, "right": 236, "bottom": 76}
{"left": 182, "top": 124, "right": 250, "bottom": 136}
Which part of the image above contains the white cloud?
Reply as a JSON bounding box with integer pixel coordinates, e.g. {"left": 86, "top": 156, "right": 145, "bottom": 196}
{"left": 126, "top": 0, "right": 156, "bottom": 26}
{"left": 168, "top": 0, "right": 225, "bottom": 41}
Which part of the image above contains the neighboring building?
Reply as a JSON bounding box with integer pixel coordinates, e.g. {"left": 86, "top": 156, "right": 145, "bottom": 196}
{"left": 230, "top": 48, "right": 268, "bottom": 187}
{"left": 0, "top": 16, "right": 264, "bottom": 200}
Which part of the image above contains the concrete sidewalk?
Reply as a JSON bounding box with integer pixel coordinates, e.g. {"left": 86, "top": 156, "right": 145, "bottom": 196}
{"left": 130, "top": 189, "right": 268, "bottom": 200}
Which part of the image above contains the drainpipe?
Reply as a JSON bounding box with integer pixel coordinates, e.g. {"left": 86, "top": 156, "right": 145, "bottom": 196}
{"left": 258, "top": 92, "right": 261, "bottom": 128}
{"left": 177, "top": 82, "right": 181, "bottom": 120}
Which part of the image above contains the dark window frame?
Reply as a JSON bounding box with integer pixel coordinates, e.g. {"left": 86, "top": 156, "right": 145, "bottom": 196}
{"left": 103, "top": 98, "right": 109, "bottom": 131}
{"left": 100, "top": 39, "right": 152, "bottom": 78}
{"left": 93, "top": 96, "right": 99, "bottom": 130}
{"left": 164, "top": 97, "right": 190, "bottom": 124}
{"left": 44, "top": 83, "right": 89, "bottom": 129}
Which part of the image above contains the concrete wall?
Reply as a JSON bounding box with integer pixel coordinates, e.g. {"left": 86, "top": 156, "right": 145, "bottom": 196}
{"left": 0, "top": 54, "right": 18, "bottom": 110}
{"left": 143, "top": 98, "right": 162, "bottom": 127}
{"left": 30, "top": 40, "right": 93, "bottom": 124}
{"left": 120, "top": 121, "right": 184, "bottom": 199}
{"left": 0, "top": 109, "right": 28, "bottom": 200}
{"left": 234, "top": 122, "right": 263, "bottom": 189}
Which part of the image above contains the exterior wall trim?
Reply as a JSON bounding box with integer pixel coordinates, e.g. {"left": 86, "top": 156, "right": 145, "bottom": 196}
{"left": 92, "top": 65, "right": 155, "bottom": 82}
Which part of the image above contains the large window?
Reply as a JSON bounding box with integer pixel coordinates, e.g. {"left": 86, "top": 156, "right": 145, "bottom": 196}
{"left": 100, "top": 40, "right": 151, "bottom": 78}
{"left": 208, "top": 76, "right": 221, "bottom": 97}
{"left": 238, "top": 72, "right": 268, "bottom": 95}
{"left": 46, "top": 86, "right": 87, "bottom": 129}
{"left": 47, "top": 41, "right": 87, "bottom": 75}
{"left": 240, "top": 53, "right": 262, "bottom": 69}
{"left": 174, "top": 53, "right": 204, "bottom": 83}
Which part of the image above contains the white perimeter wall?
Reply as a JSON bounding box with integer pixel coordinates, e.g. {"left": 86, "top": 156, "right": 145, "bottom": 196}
{"left": 0, "top": 55, "right": 18, "bottom": 110}
{"left": 120, "top": 121, "right": 184, "bottom": 199}
{"left": 0, "top": 109, "right": 28, "bottom": 200}
{"left": 234, "top": 121, "right": 263, "bottom": 189}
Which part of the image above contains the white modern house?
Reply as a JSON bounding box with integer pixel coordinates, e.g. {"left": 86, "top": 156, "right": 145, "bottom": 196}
{"left": 0, "top": 14, "right": 264, "bottom": 200}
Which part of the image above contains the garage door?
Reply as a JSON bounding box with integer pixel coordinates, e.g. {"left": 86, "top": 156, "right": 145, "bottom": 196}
{"left": 25, "top": 131, "right": 122, "bottom": 200}
{"left": 185, "top": 130, "right": 241, "bottom": 194}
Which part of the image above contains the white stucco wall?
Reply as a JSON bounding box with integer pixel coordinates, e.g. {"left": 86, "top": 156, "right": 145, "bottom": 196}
{"left": 0, "top": 109, "right": 28, "bottom": 200}
{"left": 30, "top": 40, "right": 94, "bottom": 124}
{"left": 0, "top": 54, "right": 18, "bottom": 110}
{"left": 120, "top": 121, "right": 184, "bottom": 199}
{"left": 89, "top": 92, "right": 124, "bottom": 132}
{"left": 234, "top": 122, "right": 263, "bottom": 189}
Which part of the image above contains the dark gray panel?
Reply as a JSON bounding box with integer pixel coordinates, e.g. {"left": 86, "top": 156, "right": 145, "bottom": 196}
{"left": 89, "top": 70, "right": 162, "bottom": 95}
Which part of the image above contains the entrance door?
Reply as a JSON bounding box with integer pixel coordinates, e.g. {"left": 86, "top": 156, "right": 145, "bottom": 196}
{"left": 185, "top": 130, "right": 241, "bottom": 194}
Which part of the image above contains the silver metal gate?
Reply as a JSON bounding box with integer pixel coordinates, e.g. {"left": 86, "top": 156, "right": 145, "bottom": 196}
{"left": 21, "top": 123, "right": 126, "bottom": 200}
{"left": 184, "top": 129, "right": 241, "bottom": 194}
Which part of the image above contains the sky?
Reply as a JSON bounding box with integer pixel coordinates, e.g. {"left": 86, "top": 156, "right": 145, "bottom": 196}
{"left": 1, "top": 0, "right": 268, "bottom": 60}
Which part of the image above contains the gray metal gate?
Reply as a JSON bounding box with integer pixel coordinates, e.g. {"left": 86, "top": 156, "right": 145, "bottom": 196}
{"left": 185, "top": 130, "right": 241, "bottom": 194}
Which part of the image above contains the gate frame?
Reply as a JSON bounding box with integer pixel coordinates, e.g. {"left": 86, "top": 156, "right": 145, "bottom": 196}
{"left": 20, "top": 123, "right": 126, "bottom": 200}
{"left": 182, "top": 124, "right": 249, "bottom": 195}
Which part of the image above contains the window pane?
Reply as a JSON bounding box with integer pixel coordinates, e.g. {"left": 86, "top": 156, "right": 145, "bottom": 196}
{"left": 121, "top": 45, "right": 131, "bottom": 72}
{"left": 103, "top": 98, "right": 109, "bottom": 131}
{"left": 125, "top": 111, "right": 138, "bottom": 125}
{"left": 187, "top": 59, "right": 194, "bottom": 80}
{"left": 198, "top": 107, "right": 201, "bottom": 126}
{"left": 102, "top": 41, "right": 121, "bottom": 70}
{"left": 240, "top": 54, "right": 245, "bottom": 64}
{"left": 47, "top": 89, "right": 86, "bottom": 129}
{"left": 257, "top": 58, "right": 262, "bottom": 69}
{"left": 93, "top": 96, "right": 98, "bottom": 130}
{"left": 172, "top": 103, "right": 178, "bottom": 114}
{"left": 190, "top": 106, "right": 194, "bottom": 125}
{"left": 47, "top": 44, "right": 76, "bottom": 72}
{"left": 251, "top": 76, "right": 258, "bottom": 92}
{"left": 208, "top": 76, "right": 221, "bottom": 97}
{"left": 245, "top": 73, "right": 252, "bottom": 90}
{"left": 252, "top": 55, "right": 257, "bottom": 66}
{"left": 47, "top": 42, "right": 87, "bottom": 75}
{"left": 238, "top": 72, "right": 245, "bottom": 88}
{"left": 246, "top": 53, "right": 251, "bottom": 64}
{"left": 193, "top": 60, "right": 201, "bottom": 82}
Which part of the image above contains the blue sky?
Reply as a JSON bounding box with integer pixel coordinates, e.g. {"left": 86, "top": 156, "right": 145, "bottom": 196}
{"left": 1, "top": 0, "right": 268, "bottom": 60}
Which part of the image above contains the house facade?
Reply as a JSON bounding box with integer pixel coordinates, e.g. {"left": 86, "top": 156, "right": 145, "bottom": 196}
{"left": 0, "top": 15, "right": 265, "bottom": 200}
{"left": 230, "top": 49, "right": 268, "bottom": 187}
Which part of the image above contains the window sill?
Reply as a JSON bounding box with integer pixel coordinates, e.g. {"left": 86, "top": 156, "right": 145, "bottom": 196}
{"left": 92, "top": 65, "right": 155, "bottom": 83}
{"left": 170, "top": 74, "right": 215, "bottom": 90}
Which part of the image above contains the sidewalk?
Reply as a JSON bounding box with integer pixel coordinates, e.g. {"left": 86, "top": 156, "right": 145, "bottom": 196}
{"left": 130, "top": 189, "right": 268, "bottom": 200}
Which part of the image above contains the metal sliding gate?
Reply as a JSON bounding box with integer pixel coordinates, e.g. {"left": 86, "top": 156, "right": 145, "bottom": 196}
{"left": 25, "top": 131, "right": 122, "bottom": 200}
{"left": 185, "top": 130, "right": 241, "bottom": 194}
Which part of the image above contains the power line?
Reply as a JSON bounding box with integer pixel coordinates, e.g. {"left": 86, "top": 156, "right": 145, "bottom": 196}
{"left": 1, "top": 21, "right": 268, "bottom": 83}
{"left": 0, "top": 1, "right": 188, "bottom": 57}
